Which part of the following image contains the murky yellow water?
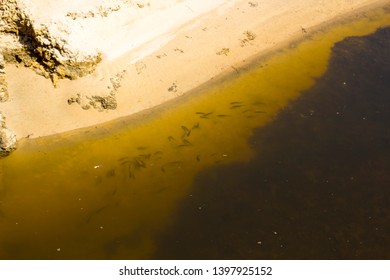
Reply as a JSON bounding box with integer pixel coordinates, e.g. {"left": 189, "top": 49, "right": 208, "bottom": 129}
{"left": 1, "top": 7, "right": 389, "bottom": 259}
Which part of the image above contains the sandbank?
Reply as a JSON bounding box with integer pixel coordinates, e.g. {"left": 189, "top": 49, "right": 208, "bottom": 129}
{"left": 0, "top": 0, "right": 389, "bottom": 140}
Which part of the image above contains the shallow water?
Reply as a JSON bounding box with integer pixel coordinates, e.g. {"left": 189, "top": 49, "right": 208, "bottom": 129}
{"left": 0, "top": 7, "right": 389, "bottom": 259}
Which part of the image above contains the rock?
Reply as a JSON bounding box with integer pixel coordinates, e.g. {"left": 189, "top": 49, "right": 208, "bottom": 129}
{"left": 0, "top": 83, "right": 7, "bottom": 102}
{"left": 0, "top": 0, "right": 21, "bottom": 34}
{"left": 0, "top": 127, "right": 16, "bottom": 156}
{"left": 0, "top": 53, "right": 9, "bottom": 102}
{"left": 1, "top": 0, "right": 102, "bottom": 80}
{"left": 89, "top": 95, "right": 117, "bottom": 111}
{"left": 0, "top": 112, "right": 17, "bottom": 157}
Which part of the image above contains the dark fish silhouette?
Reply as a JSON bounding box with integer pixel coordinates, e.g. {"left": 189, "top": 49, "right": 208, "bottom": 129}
{"left": 181, "top": 125, "right": 191, "bottom": 137}
{"left": 192, "top": 122, "right": 200, "bottom": 129}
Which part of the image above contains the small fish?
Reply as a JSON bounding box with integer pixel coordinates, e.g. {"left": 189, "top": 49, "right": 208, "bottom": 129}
{"left": 181, "top": 125, "right": 191, "bottom": 137}
{"left": 95, "top": 175, "right": 103, "bottom": 184}
{"left": 106, "top": 169, "right": 116, "bottom": 177}
{"left": 153, "top": 151, "right": 164, "bottom": 160}
{"left": 120, "top": 160, "right": 131, "bottom": 166}
{"left": 230, "top": 101, "right": 243, "bottom": 105}
{"left": 254, "top": 110, "right": 266, "bottom": 114}
{"left": 196, "top": 155, "right": 201, "bottom": 162}
{"left": 137, "top": 146, "right": 149, "bottom": 151}
{"left": 118, "top": 157, "right": 130, "bottom": 162}
{"left": 85, "top": 206, "right": 106, "bottom": 224}
{"left": 217, "top": 114, "right": 230, "bottom": 118}
{"left": 177, "top": 139, "right": 192, "bottom": 148}
{"left": 200, "top": 112, "right": 213, "bottom": 119}
{"left": 133, "top": 158, "right": 146, "bottom": 169}
{"left": 230, "top": 104, "right": 244, "bottom": 109}
{"left": 196, "top": 111, "right": 213, "bottom": 116}
{"left": 192, "top": 122, "right": 200, "bottom": 129}
{"left": 168, "top": 136, "right": 176, "bottom": 143}
{"left": 138, "top": 153, "right": 151, "bottom": 160}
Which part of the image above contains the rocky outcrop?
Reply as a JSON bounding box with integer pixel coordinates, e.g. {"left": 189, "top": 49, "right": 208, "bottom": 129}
{"left": 0, "top": 112, "right": 16, "bottom": 157}
{"left": 0, "top": 0, "right": 21, "bottom": 34}
{"left": 0, "top": 0, "right": 103, "bottom": 82}
{"left": 0, "top": 0, "right": 198, "bottom": 83}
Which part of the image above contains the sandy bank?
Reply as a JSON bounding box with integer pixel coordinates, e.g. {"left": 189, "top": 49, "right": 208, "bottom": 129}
{"left": 0, "top": 0, "right": 389, "bottom": 141}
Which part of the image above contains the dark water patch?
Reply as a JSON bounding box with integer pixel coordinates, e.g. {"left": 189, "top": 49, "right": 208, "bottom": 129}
{"left": 154, "top": 27, "right": 390, "bottom": 259}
